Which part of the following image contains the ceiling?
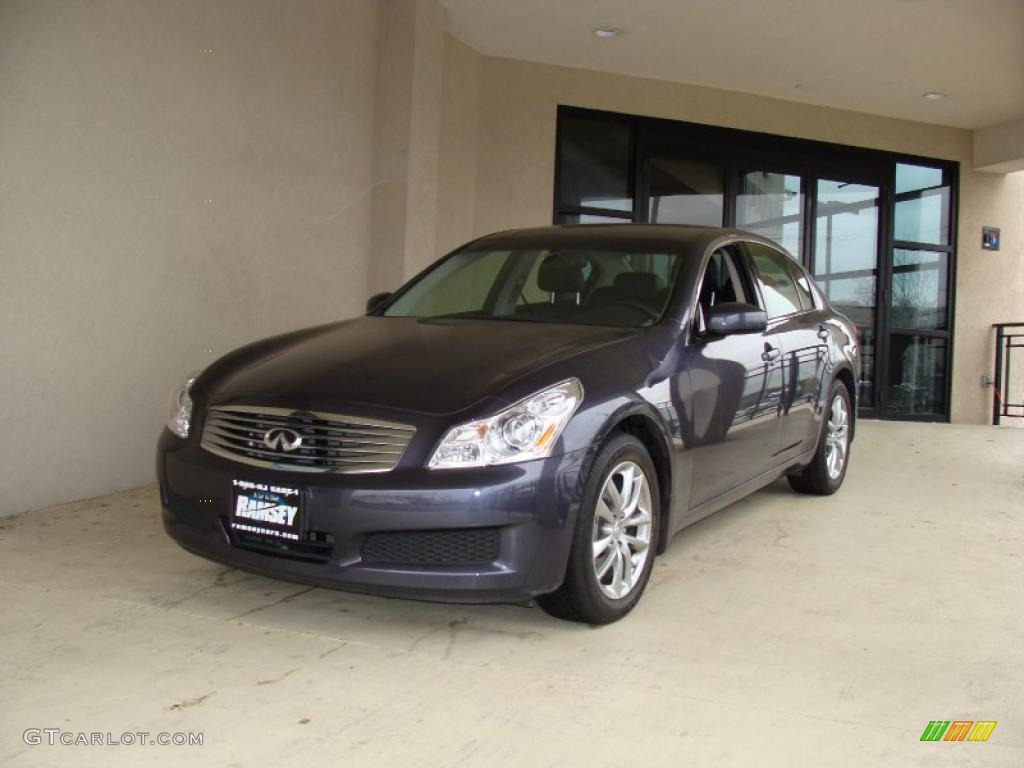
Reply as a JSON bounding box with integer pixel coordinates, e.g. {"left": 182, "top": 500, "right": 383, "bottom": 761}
{"left": 440, "top": 0, "right": 1024, "bottom": 130}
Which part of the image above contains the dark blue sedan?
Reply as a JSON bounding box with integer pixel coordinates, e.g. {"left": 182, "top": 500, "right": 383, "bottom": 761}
{"left": 158, "top": 225, "right": 859, "bottom": 623}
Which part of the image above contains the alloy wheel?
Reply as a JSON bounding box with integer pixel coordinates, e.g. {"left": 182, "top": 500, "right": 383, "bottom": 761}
{"left": 591, "top": 460, "right": 653, "bottom": 600}
{"left": 825, "top": 394, "right": 849, "bottom": 480}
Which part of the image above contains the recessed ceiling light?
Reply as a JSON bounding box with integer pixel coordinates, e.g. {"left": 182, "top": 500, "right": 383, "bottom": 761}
{"left": 923, "top": 91, "right": 946, "bottom": 100}
{"left": 593, "top": 26, "right": 623, "bottom": 38}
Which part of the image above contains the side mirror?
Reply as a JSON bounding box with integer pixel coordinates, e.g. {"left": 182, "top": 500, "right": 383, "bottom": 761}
{"left": 705, "top": 302, "right": 767, "bottom": 335}
{"left": 366, "top": 291, "right": 393, "bottom": 313}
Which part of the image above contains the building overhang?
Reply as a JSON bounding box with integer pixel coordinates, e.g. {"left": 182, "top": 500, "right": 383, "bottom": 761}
{"left": 974, "top": 117, "right": 1024, "bottom": 173}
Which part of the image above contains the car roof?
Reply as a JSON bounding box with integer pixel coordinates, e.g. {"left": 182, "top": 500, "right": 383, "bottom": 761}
{"left": 467, "top": 223, "right": 786, "bottom": 257}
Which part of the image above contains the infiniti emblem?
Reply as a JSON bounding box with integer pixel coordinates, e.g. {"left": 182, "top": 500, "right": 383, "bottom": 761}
{"left": 263, "top": 427, "right": 302, "bottom": 452}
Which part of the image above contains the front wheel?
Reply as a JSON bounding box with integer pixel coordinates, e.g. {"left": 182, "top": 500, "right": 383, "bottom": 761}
{"left": 788, "top": 378, "right": 852, "bottom": 495}
{"left": 537, "top": 433, "right": 659, "bottom": 624}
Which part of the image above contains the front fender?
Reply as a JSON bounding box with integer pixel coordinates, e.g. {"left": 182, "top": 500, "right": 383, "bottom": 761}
{"left": 564, "top": 394, "right": 679, "bottom": 554}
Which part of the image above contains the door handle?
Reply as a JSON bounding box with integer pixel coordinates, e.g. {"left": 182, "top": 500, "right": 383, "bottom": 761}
{"left": 817, "top": 325, "right": 830, "bottom": 342}
{"left": 762, "top": 343, "right": 781, "bottom": 362}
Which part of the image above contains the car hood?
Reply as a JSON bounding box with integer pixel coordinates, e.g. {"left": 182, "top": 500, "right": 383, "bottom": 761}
{"left": 201, "top": 316, "right": 640, "bottom": 416}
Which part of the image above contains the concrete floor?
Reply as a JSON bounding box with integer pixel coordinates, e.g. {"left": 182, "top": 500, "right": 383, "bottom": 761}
{"left": 0, "top": 421, "right": 1021, "bottom": 768}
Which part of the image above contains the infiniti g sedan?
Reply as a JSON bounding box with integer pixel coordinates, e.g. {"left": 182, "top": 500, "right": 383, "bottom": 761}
{"left": 158, "top": 225, "right": 859, "bottom": 623}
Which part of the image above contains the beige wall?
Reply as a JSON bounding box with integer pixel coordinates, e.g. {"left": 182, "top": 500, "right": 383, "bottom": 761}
{"left": 369, "top": 0, "right": 446, "bottom": 293}
{"left": 468, "top": 56, "right": 1024, "bottom": 425}
{"left": 0, "top": 0, "right": 381, "bottom": 516}
{"left": 957, "top": 170, "right": 1024, "bottom": 423}
{"left": 436, "top": 35, "right": 483, "bottom": 257}
{"left": 974, "top": 116, "right": 1024, "bottom": 172}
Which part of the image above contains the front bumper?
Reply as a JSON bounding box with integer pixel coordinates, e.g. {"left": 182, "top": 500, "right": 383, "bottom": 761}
{"left": 157, "top": 430, "right": 588, "bottom": 603}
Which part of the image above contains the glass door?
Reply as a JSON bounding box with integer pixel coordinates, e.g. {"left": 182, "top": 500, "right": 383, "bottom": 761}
{"left": 812, "top": 179, "right": 881, "bottom": 410}
{"left": 883, "top": 163, "right": 954, "bottom": 418}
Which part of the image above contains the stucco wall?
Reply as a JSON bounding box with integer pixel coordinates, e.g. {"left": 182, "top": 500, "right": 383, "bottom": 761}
{"left": 957, "top": 170, "right": 1024, "bottom": 423}
{"left": 469, "top": 55, "right": 1024, "bottom": 425}
{"left": 436, "top": 35, "right": 483, "bottom": 257}
{"left": 0, "top": 0, "right": 381, "bottom": 516}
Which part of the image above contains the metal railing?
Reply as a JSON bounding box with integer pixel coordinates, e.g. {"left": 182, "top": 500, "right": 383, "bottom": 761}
{"left": 992, "top": 323, "right": 1024, "bottom": 425}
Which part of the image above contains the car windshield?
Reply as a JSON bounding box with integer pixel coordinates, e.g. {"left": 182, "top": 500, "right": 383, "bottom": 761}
{"left": 383, "top": 248, "right": 683, "bottom": 327}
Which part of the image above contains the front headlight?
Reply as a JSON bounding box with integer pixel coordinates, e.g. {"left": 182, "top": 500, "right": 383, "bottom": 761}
{"left": 428, "top": 379, "right": 583, "bottom": 469}
{"left": 166, "top": 372, "right": 199, "bottom": 438}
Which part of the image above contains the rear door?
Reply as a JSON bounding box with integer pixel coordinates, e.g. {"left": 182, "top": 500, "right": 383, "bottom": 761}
{"left": 686, "top": 245, "right": 786, "bottom": 506}
{"left": 743, "top": 242, "right": 829, "bottom": 460}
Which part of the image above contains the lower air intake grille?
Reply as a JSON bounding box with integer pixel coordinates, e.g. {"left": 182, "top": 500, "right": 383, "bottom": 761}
{"left": 361, "top": 528, "right": 501, "bottom": 566}
{"left": 161, "top": 486, "right": 216, "bottom": 531}
{"left": 229, "top": 524, "right": 335, "bottom": 563}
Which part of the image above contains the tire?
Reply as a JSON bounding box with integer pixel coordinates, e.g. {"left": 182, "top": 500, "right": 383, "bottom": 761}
{"left": 537, "top": 433, "right": 660, "bottom": 624}
{"left": 788, "top": 378, "right": 852, "bottom": 496}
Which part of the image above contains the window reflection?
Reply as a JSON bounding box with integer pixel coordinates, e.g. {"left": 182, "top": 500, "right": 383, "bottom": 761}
{"left": 648, "top": 158, "right": 723, "bottom": 226}
{"left": 894, "top": 163, "right": 950, "bottom": 245}
{"left": 813, "top": 179, "right": 880, "bottom": 406}
{"left": 887, "top": 336, "right": 947, "bottom": 416}
{"left": 558, "top": 115, "right": 633, "bottom": 212}
{"left": 891, "top": 249, "right": 948, "bottom": 330}
{"left": 748, "top": 244, "right": 804, "bottom": 318}
{"left": 560, "top": 213, "right": 632, "bottom": 224}
{"left": 737, "top": 172, "right": 803, "bottom": 258}
{"left": 895, "top": 164, "right": 943, "bottom": 194}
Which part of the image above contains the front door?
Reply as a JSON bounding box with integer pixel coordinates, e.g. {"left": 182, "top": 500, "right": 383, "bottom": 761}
{"left": 744, "top": 242, "right": 829, "bottom": 458}
{"left": 686, "top": 246, "right": 785, "bottom": 506}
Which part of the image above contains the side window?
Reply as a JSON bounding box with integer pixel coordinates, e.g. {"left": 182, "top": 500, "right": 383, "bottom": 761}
{"left": 747, "top": 243, "right": 803, "bottom": 319}
{"left": 786, "top": 261, "right": 816, "bottom": 311}
{"left": 697, "top": 247, "right": 749, "bottom": 331}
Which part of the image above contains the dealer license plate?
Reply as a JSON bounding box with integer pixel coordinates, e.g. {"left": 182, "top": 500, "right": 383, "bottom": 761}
{"left": 230, "top": 480, "right": 302, "bottom": 541}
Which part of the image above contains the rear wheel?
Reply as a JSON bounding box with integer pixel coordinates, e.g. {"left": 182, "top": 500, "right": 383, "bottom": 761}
{"left": 538, "top": 433, "right": 659, "bottom": 624}
{"left": 788, "top": 379, "right": 851, "bottom": 495}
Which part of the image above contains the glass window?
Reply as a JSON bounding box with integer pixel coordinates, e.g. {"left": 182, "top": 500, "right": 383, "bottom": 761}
{"left": 890, "top": 249, "right": 949, "bottom": 330}
{"left": 737, "top": 172, "right": 804, "bottom": 258}
{"left": 887, "top": 335, "right": 947, "bottom": 416}
{"left": 558, "top": 115, "right": 633, "bottom": 213}
{"left": 786, "top": 261, "right": 815, "bottom": 310}
{"left": 814, "top": 180, "right": 879, "bottom": 276}
{"left": 813, "top": 179, "right": 880, "bottom": 406}
{"left": 895, "top": 164, "right": 943, "bottom": 194}
{"left": 385, "top": 249, "right": 682, "bottom": 328}
{"left": 647, "top": 158, "right": 724, "bottom": 225}
{"left": 894, "top": 163, "right": 949, "bottom": 245}
{"left": 699, "top": 249, "right": 750, "bottom": 307}
{"left": 697, "top": 248, "right": 749, "bottom": 331}
{"left": 560, "top": 213, "right": 631, "bottom": 224}
{"left": 747, "top": 243, "right": 803, "bottom": 318}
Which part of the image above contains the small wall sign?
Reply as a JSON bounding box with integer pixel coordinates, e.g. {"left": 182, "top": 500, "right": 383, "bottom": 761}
{"left": 982, "top": 226, "right": 1001, "bottom": 251}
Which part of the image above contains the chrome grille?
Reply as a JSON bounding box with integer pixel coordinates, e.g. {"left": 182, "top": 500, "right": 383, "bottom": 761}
{"left": 200, "top": 405, "right": 415, "bottom": 474}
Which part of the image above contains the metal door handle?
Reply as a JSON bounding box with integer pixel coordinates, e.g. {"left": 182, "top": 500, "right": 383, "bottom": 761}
{"left": 762, "top": 344, "right": 781, "bottom": 362}
{"left": 817, "top": 325, "right": 830, "bottom": 341}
